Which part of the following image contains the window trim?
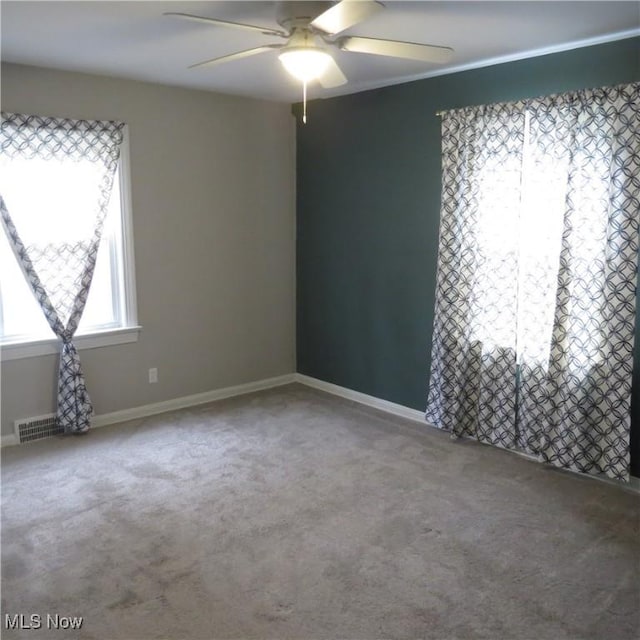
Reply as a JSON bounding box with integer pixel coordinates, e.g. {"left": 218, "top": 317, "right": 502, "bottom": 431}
{"left": 117, "top": 128, "right": 139, "bottom": 330}
{"left": 0, "top": 126, "right": 140, "bottom": 361}
{"left": 0, "top": 325, "right": 142, "bottom": 361}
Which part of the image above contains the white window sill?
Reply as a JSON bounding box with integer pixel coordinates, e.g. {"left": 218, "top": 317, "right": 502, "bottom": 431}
{"left": 0, "top": 326, "right": 142, "bottom": 361}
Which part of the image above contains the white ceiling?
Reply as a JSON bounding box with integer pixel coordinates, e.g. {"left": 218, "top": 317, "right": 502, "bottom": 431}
{"left": 2, "top": 1, "right": 638, "bottom": 103}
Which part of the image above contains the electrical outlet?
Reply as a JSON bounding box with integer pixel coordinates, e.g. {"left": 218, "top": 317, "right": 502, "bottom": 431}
{"left": 148, "top": 367, "right": 158, "bottom": 384}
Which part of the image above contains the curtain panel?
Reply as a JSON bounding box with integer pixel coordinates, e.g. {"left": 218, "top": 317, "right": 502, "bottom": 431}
{"left": 0, "top": 112, "right": 125, "bottom": 433}
{"left": 426, "top": 82, "right": 639, "bottom": 481}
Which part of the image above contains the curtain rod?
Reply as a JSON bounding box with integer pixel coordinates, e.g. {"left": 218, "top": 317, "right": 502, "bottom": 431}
{"left": 435, "top": 111, "right": 445, "bottom": 117}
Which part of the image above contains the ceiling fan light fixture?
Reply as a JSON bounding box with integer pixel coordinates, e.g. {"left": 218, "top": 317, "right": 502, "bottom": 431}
{"left": 278, "top": 47, "right": 332, "bottom": 82}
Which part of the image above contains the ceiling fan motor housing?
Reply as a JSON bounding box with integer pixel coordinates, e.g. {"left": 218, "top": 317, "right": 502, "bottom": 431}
{"left": 276, "top": 1, "right": 333, "bottom": 31}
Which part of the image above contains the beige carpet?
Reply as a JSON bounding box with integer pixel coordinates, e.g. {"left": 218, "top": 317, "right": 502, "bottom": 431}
{"left": 1, "top": 384, "right": 638, "bottom": 639}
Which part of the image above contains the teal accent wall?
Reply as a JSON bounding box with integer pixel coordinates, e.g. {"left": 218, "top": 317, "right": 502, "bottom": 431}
{"left": 296, "top": 37, "right": 640, "bottom": 474}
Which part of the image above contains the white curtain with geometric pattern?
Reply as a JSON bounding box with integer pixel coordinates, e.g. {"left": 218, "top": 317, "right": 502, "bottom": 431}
{"left": 425, "top": 101, "right": 526, "bottom": 451}
{"left": 0, "top": 112, "right": 125, "bottom": 434}
{"left": 426, "top": 82, "right": 639, "bottom": 481}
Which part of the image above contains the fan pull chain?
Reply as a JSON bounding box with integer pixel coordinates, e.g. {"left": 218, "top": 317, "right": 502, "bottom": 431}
{"left": 303, "top": 80, "right": 307, "bottom": 124}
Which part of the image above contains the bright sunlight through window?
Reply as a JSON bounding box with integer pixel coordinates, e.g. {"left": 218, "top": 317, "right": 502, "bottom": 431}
{"left": 471, "top": 110, "right": 607, "bottom": 374}
{"left": 0, "top": 131, "right": 137, "bottom": 349}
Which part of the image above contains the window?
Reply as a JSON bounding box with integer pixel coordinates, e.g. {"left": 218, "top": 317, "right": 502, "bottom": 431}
{"left": 0, "top": 122, "right": 139, "bottom": 360}
{"left": 470, "top": 110, "right": 564, "bottom": 368}
{"left": 469, "top": 109, "right": 609, "bottom": 373}
{"left": 426, "top": 82, "right": 638, "bottom": 481}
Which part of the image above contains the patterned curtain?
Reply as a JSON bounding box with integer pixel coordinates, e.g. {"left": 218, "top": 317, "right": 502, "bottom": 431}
{"left": 0, "top": 113, "right": 125, "bottom": 434}
{"left": 425, "top": 102, "right": 526, "bottom": 449}
{"left": 426, "top": 82, "right": 639, "bottom": 481}
{"left": 517, "top": 85, "right": 640, "bottom": 480}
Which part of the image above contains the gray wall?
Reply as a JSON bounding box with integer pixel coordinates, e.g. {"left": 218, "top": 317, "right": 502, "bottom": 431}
{"left": 1, "top": 63, "right": 296, "bottom": 436}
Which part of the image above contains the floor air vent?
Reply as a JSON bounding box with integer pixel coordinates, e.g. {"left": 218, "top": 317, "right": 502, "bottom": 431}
{"left": 14, "top": 414, "right": 64, "bottom": 443}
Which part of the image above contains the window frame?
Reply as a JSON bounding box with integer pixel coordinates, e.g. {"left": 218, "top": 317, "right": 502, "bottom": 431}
{"left": 0, "top": 126, "right": 140, "bottom": 361}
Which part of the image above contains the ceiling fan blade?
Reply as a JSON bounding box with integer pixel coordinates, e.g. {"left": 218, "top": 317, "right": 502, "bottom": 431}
{"left": 311, "top": 0, "right": 384, "bottom": 36}
{"left": 189, "top": 45, "right": 283, "bottom": 69}
{"left": 164, "top": 12, "right": 288, "bottom": 38}
{"left": 318, "top": 57, "right": 347, "bottom": 88}
{"left": 339, "top": 36, "right": 453, "bottom": 64}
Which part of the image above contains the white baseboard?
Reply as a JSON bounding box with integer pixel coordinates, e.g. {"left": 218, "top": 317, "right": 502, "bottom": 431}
{"left": 2, "top": 373, "right": 421, "bottom": 449}
{"left": 1, "top": 374, "right": 296, "bottom": 447}
{"left": 1, "top": 434, "right": 20, "bottom": 448}
{"left": 3, "top": 372, "right": 639, "bottom": 491}
{"left": 293, "top": 374, "right": 640, "bottom": 491}
{"left": 294, "top": 373, "right": 425, "bottom": 424}
{"left": 91, "top": 373, "right": 297, "bottom": 430}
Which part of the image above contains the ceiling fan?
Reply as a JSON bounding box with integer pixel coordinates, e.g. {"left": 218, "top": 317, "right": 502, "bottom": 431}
{"left": 165, "top": 1, "right": 454, "bottom": 121}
